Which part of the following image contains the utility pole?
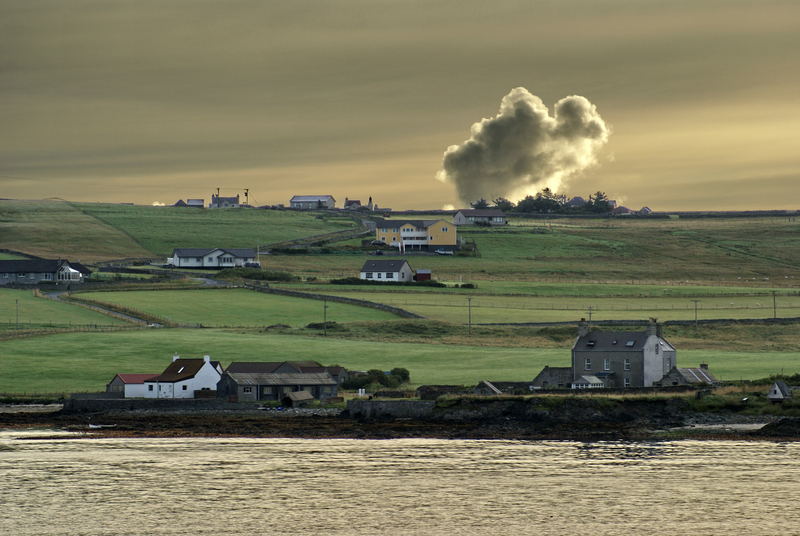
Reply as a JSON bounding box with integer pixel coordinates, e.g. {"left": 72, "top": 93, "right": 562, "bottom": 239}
{"left": 587, "top": 305, "right": 593, "bottom": 324}
{"left": 772, "top": 291, "right": 777, "bottom": 319}
{"left": 691, "top": 300, "right": 700, "bottom": 327}
{"left": 323, "top": 297, "right": 328, "bottom": 337}
{"left": 467, "top": 296, "right": 473, "bottom": 335}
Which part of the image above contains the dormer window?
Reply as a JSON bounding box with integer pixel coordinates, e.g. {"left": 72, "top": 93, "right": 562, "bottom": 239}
{"left": 626, "top": 340, "right": 635, "bottom": 347}
{"left": 587, "top": 341, "right": 595, "bottom": 347}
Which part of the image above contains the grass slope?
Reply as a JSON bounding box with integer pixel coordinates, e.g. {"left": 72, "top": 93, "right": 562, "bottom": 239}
{"left": 269, "top": 217, "right": 800, "bottom": 283}
{"left": 74, "top": 203, "right": 358, "bottom": 256}
{"left": 0, "top": 288, "right": 126, "bottom": 329}
{"left": 0, "top": 200, "right": 152, "bottom": 261}
{"left": 1, "top": 329, "right": 798, "bottom": 393}
{"left": 75, "top": 289, "right": 400, "bottom": 327}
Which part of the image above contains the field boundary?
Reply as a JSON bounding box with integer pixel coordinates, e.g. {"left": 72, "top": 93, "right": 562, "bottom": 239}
{"left": 242, "top": 283, "right": 424, "bottom": 319}
{"left": 475, "top": 317, "right": 800, "bottom": 327}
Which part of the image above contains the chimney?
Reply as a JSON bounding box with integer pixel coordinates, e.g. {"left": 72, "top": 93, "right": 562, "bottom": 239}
{"left": 578, "top": 318, "right": 589, "bottom": 337}
{"left": 172, "top": 353, "right": 180, "bottom": 362}
{"left": 203, "top": 355, "right": 211, "bottom": 363}
{"left": 700, "top": 363, "right": 708, "bottom": 370}
{"left": 646, "top": 318, "right": 658, "bottom": 336}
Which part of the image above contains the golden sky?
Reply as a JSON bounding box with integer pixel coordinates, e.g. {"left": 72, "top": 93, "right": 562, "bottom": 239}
{"left": 2, "top": 0, "right": 799, "bottom": 210}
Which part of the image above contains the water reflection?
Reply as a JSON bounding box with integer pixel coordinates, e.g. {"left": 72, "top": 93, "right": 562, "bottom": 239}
{"left": 1, "top": 433, "right": 798, "bottom": 535}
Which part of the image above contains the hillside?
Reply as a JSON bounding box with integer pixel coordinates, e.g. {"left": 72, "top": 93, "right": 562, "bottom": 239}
{"left": 0, "top": 199, "right": 359, "bottom": 261}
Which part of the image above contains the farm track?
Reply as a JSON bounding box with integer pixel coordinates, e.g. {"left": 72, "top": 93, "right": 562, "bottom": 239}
{"left": 45, "top": 291, "right": 148, "bottom": 325}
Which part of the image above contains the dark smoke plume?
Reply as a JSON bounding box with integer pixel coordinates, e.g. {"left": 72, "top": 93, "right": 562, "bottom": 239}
{"left": 436, "top": 87, "right": 610, "bottom": 204}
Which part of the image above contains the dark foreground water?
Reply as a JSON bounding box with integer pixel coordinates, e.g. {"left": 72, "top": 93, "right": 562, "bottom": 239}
{"left": 1, "top": 430, "right": 798, "bottom": 535}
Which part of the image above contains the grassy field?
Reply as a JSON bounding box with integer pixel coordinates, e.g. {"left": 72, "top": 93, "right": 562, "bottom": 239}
{"left": 0, "top": 328, "right": 798, "bottom": 393}
{"left": 74, "top": 202, "right": 358, "bottom": 256}
{"left": 75, "top": 288, "right": 401, "bottom": 327}
{"left": 0, "top": 252, "right": 26, "bottom": 260}
{"left": 0, "top": 200, "right": 153, "bottom": 261}
{"left": 0, "top": 288, "right": 127, "bottom": 329}
{"left": 296, "top": 289, "right": 800, "bottom": 324}
{"left": 269, "top": 216, "right": 800, "bottom": 284}
{"left": 0, "top": 199, "right": 359, "bottom": 261}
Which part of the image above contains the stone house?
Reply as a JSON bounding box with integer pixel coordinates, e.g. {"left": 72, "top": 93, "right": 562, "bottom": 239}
{"left": 571, "top": 319, "right": 676, "bottom": 388}
{"left": 531, "top": 366, "right": 574, "bottom": 390}
{"left": 216, "top": 361, "right": 338, "bottom": 402}
{"left": 656, "top": 364, "right": 717, "bottom": 387}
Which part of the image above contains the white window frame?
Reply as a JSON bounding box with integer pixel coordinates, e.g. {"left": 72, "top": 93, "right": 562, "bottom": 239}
{"left": 584, "top": 358, "right": 591, "bottom": 370}
{"left": 624, "top": 358, "right": 631, "bottom": 371}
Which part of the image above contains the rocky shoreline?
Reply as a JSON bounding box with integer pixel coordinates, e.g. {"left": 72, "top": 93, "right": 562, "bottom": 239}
{"left": 0, "top": 403, "right": 797, "bottom": 441}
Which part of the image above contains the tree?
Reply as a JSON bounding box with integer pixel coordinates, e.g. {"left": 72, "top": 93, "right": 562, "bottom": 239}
{"left": 492, "top": 197, "right": 514, "bottom": 211}
{"left": 470, "top": 198, "right": 489, "bottom": 209}
{"left": 588, "top": 191, "right": 611, "bottom": 213}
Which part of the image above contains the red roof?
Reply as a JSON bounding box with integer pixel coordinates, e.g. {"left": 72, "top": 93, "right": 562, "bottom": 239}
{"left": 116, "top": 373, "right": 159, "bottom": 384}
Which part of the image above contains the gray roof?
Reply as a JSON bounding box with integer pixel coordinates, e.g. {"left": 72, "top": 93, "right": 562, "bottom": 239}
{"left": 224, "top": 371, "right": 336, "bottom": 386}
{"left": 226, "top": 361, "right": 321, "bottom": 374}
{"left": 456, "top": 209, "right": 506, "bottom": 217}
{"left": 674, "top": 367, "right": 717, "bottom": 385}
{"left": 573, "top": 374, "right": 604, "bottom": 384}
{"left": 771, "top": 381, "right": 792, "bottom": 397}
{"left": 171, "top": 248, "right": 256, "bottom": 258}
{"left": 291, "top": 195, "right": 335, "bottom": 202}
{"left": 573, "top": 331, "right": 673, "bottom": 352}
{"left": 360, "top": 259, "right": 412, "bottom": 272}
{"left": 0, "top": 259, "right": 78, "bottom": 274}
{"left": 374, "top": 218, "right": 440, "bottom": 230}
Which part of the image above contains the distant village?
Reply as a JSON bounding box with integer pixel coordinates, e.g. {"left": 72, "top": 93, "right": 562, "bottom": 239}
{"left": 2, "top": 190, "right": 797, "bottom": 408}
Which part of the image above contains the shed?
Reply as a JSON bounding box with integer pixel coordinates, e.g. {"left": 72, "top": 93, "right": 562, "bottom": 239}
{"left": 768, "top": 381, "right": 792, "bottom": 403}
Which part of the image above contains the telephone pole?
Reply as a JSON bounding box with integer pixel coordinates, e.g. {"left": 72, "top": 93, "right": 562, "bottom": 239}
{"left": 467, "top": 297, "right": 473, "bottom": 335}
{"left": 691, "top": 300, "right": 700, "bottom": 327}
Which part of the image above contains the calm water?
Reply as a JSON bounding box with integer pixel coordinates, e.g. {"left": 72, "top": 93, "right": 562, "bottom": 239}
{"left": 1, "top": 430, "right": 798, "bottom": 535}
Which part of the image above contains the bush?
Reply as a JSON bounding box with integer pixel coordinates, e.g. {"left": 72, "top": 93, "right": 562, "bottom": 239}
{"left": 329, "top": 277, "right": 445, "bottom": 287}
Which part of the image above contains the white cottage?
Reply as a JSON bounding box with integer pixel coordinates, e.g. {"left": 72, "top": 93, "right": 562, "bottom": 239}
{"left": 166, "top": 248, "right": 258, "bottom": 268}
{"left": 359, "top": 259, "right": 415, "bottom": 282}
{"left": 142, "top": 355, "right": 223, "bottom": 399}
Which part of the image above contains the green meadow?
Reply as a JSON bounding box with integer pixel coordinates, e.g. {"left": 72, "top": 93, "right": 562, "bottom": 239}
{"left": 0, "top": 199, "right": 359, "bottom": 261}
{"left": 269, "top": 216, "right": 800, "bottom": 284}
{"left": 0, "top": 288, "right": 126, "bottom": 329}
{"left": 74, "top": 202, "right": 358, "bottom": 256}
{"left": 76, "top": 288, "right": 400, "bottom": 327}
{"left": 1, "top": 328, "right": 797, "bottom": 393}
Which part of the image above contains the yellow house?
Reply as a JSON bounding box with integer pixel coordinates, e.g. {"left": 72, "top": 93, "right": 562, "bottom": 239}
{"left": 374, "top": 219, "right": 457, "bottom": 252}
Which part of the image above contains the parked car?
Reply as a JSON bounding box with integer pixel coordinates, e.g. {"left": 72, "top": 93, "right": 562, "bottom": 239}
{"left": 369, "top": 240, "right": 386, "bottom": 246}
{"left": 434, "top": 249, "right": 454, "bottom": 255}
{"left": 244, "top": 262, "right": 261, "bottom": 268}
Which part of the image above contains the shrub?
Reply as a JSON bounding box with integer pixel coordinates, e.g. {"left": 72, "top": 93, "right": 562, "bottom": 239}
{"left": 216, "top": 268, "right": 298, "bottom": 282}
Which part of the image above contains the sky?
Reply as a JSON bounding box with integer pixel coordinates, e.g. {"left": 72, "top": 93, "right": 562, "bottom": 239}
{"left": 2, "top": 0, "right": 799, "bottom": 210}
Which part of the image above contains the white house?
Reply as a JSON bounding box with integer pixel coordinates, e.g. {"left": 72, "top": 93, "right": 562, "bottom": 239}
{"left": 106, "top": 373, "right": 159, "bottom": 398}
{"left": 359, "top": 259, "right": 415, "bottom": 282}
{"left": 142, "top": 355, "right": 223, "bottom": 399}
{"left": 166, "top": 248, "right": 259, "bottom": 268}
{"left": 453, "top": 209, "right": 508, "bottom": 226}
{"left": 290, "top": 195, "right": 336, "bottom": 209}
{"left": 768, "top": 381, "right": 792, "bottom": 403}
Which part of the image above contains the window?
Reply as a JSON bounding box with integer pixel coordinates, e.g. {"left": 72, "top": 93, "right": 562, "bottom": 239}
{"left": 624, "top": 359, "right": 631, "bottom": 370}
{"left": 377, "top": 273, "right": 382, "bottom": 279}
{"left": 624, "top": 377, "right": 631, "bottom": 387}
{"left": 584, "top": 358, "right": 592, "bottom": 370}
{"left": 603, "top": 359, "right": 610, "bottom": 371}
{"left": 182, "top": 385, "right": 187, "bottom": 391}
{"left": 195, "top": 257, "right": 202, "bottom": 262}
{"left": 385, "top": 272, "right": 392, "bottom": 278}
{"left": 442, "top": 227, "right": 448, "bottom": 232}
{"left": 625, "top": 340, "right": 635, "bottom": 347}
{"left": 148, "top": 385, "right": 154, "bottom": 391}
{"left": 243, "top": 386, "right": 253, "bottom": 393}
{"left": 365, "top": 272, "right": 373, "bottom": 279}
{"left": 666, "top": 358, "right": 672, "bottom": 369}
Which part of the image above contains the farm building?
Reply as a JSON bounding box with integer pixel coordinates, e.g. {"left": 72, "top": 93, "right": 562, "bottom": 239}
{"left": 166, "top": 248, "right": 258, "bottom": 268}
{"left": 768, "top": 381, "right": 793, "bottom": 403}
{"left": 140, "top": 354, "right": 223, "bottom": 399}
{"left": 359, "top": 259, "right": 415, "bottom": 282}
{"left": 290, "top": 195, "right": 336, "bottom": 209}
{"left": 373, "top": 219, "right": 457, "bottom": 252}
{"left": 656, "top": 364, "right": 717, "bottom": 387}
{"left": 453, "top": 209, "right": 507, "bottom": 226}
{"left": 0, "top": 259, "right": 89, "bottom": 286}
{"left": 216, "top": 361, "right": 338, "bottom": 402}
{"left": 209, "top": 194, "right": 240, "bottom": 208}
{"left": 531, "top": 366, "right": 573, "bottom": 390}
{"left": 106, "top": 374, "right": 159, "bottom": 398}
